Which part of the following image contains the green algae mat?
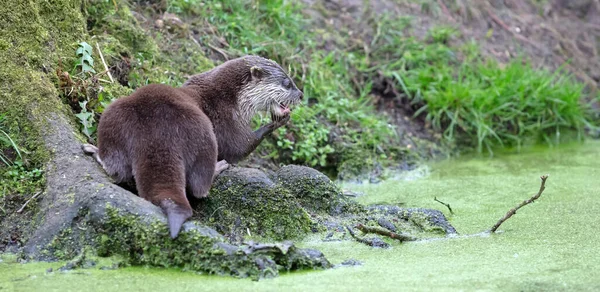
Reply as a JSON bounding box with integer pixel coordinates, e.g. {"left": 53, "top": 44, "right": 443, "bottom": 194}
{"left": 2, "top": 140, "right": 600, "bottom": 291}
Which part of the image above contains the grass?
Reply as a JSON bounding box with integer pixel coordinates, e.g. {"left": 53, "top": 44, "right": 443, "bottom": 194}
{"left": 365, "top": 20, "right": 597, "bottom": 153}
{"left": 0, "top": 114, "right": 44, "bottom": 197}
{"left": 0, "top": 114, "right": 22, "bottom": 167}
{"left": 336, "top": 13, "right": 597, "bottom": 154}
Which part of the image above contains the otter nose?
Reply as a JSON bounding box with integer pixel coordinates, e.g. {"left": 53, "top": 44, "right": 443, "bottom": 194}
{"left": 298, "top": 92, "right": 304, "bottom": 100}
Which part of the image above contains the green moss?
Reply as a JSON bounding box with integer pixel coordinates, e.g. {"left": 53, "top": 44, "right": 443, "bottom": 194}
{"left": 400, "top": 210, "right": 446, "bottom": 234}
{"left": 0, "top": 0, "right": 87, "bottom": 194}
{"left": 336, "top": 149, "right": 383, "bottom": 182}
{"left": 0, "top": 161, "right": 45, "bottom": 196}
{"left": 96, "top": 205, "right": 328, "bottom": 279}
{"left": 86, "top": 1, "right": 158, "bottom": 61}
{"left": 276, "top": 165, "right": 362, "bottom": 215}
{"left": 42, "top": 207, "right": 95, "bottom": 260}
{"left": 203, "top": 176, "right": 312, "bottom": 241}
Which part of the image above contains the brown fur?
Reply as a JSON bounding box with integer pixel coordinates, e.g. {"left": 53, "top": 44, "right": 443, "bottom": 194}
{"left": 84, "top": 55, "right": 302, "bottom": 238}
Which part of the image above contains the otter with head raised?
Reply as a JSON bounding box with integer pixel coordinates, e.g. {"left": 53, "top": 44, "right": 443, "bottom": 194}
{"left": 82, "top": 55, "right": 303, "bottom": 238}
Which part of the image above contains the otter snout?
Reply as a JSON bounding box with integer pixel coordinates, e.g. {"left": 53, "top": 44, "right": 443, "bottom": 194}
{"left": 271, "top": 87, "right": 303, "bottom": 117}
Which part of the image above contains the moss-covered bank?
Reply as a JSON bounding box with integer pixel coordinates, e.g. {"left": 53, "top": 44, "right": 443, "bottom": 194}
{"left": 0, "top": 0, "right": 87, "bottom": 160}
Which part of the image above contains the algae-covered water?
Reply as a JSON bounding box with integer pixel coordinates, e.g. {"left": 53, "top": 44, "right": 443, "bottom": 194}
{"left": 2, "top": 141, "right": 600, "bottom": 291}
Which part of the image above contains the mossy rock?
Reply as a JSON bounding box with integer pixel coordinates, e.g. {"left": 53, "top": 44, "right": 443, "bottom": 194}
{"left": 321, "top": 204, "right": 458, "bottom": 246}
{"left": 96, "top": 206, "right": 330, "bottom": 278}
{"left": 199, "top": 167, "right": 313, "bottom": 242}
{"left": 276, "top": 165, "right": 362, "bottom": 215}
{"left": 366, "top": 205, "right": 457, "bottom": 235}
{"left": 197, "top": 165, "right": 365, "bottom": 242}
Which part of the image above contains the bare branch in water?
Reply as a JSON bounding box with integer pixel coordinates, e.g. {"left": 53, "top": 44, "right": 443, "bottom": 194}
{"left": 434, "top": 197, "right": 454, "bottom": 214}
{"left": 489, "top": 175, "right": 549, "bottom": 233}
{"left": 345, "top": 225, "right": 390, "bottom": 248}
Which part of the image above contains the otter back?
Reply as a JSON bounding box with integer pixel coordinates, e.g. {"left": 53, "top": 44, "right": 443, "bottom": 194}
{"left": 97, "top": 84, "right": 218, "bottom": 238}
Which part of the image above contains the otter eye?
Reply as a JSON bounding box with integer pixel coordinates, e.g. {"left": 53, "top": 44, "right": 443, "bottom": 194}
{"left": 282, "top": 79, "right": 292, "bottom": 89}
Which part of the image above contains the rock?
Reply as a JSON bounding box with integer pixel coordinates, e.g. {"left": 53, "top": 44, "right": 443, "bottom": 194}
{"left": 198, "top": 165, "right": 365, "bottom": 242}
{"left": 10, "top": 115, "right": 331, "bottom": 279}
{"left": 377, "top": 217, "right": 397, "bottom": 232}
{"left": 367, "top": 205, "right": 458, "bottom": 235}
{"left": 276, "top": 165, "right": 361, "bottom": 215}
{"left": 339, "top": 258, "right": 363, "bottom": 266}
{"left": 198, "top": 167, "right": 313, "bottom": 241}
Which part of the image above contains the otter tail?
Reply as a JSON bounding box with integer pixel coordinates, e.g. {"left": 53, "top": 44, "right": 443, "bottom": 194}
{"left": 159, "top": 199, "right": 193, "bottom": 239}
{"left": 134, "top": 155, "right": 192, "bottom": 239}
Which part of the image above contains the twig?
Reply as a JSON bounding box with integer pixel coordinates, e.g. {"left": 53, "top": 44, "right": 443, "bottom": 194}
{"left": 356, "top": 224, "right": 416, "bottom": 242}
{"left": 434, "top": 197, "right": 454, "bottom": 214}
{"left": 489, "top": 175, "right": 549, "bottom": 233}
{"left": 189, "top": 34, "right": 229, "bottom": 61}
{"left": 96, "top": 43, "right": 114, "bottom": 83}
{"left": 486, "top": 8, "right": 538, "bottom": 48}
{"left": 207, "top": 43, "right": 229, "bottom": 61}
{"left": 16, "top": 191, "right": 43, "bottom": 213}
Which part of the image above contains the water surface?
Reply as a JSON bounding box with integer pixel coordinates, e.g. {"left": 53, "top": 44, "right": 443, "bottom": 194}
{"left": 2, "top": 141, "right": 599, "bottom": 291}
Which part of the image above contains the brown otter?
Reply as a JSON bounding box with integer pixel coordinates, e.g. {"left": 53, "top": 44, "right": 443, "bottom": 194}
{"left": 82, "top": 55, "right": 303, "bottom": 238}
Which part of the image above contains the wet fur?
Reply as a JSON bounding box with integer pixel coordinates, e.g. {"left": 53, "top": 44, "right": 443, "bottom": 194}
{"left": 84, "top": 55, "right": 302, "bottom": 238}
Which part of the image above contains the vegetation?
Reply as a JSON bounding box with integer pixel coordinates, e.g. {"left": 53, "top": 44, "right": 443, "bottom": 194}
{"left": 0, "top": 115, "right": 44, "bottom": 197}
{"left": 149, "top": 0, "right": 598, "bottom": 163}
{"left": 66, "top": 0, "right": 400, "bottom": 178}
{"left": 360, "top": 19, "right": 598, "bottom": 152}
{"left": 3, "top": 0, "right": 598, "bottom": 198}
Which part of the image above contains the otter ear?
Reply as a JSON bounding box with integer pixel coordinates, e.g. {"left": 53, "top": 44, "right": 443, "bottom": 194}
{"left": 250, "top": 66, "right": 264, "bottom": 80}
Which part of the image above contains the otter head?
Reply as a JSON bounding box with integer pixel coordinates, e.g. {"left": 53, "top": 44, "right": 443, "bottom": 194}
{"left": 239, "top": 56, "right": 303, "bottom": 120}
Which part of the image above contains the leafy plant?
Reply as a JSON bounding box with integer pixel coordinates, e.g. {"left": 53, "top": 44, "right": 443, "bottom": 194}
{"left": 1, "top": 160, "right": 44, "bottom": 195}
{"left": 187, "top": 0, "right": 396, "bottom": 171}
{"left": 74, "top": 42, "right": 96, "bottom": 74}
{"left": 74, "top": 100, "right": 97, "bottom": 139}
{"left": 74, "top": 0, "right": 597, "bottom": 177}
{"left": 428, "top": 26, "right": 459, "bottom": 44}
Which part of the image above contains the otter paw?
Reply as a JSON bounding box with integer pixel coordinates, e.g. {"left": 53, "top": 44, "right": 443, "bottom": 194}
{"left": 81, "top": 144, "right": 98, "bottom": 155}
{"left": 273, "top": 114, "right": 291, "bottom": 128}
{"left": 214, "top": 160, "right": 230, "bottom": 177}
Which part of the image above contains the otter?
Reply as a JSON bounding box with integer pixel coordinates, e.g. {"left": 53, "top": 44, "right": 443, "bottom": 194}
{"left": 82, "top": 55, "right": 303, "bottom": 238}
